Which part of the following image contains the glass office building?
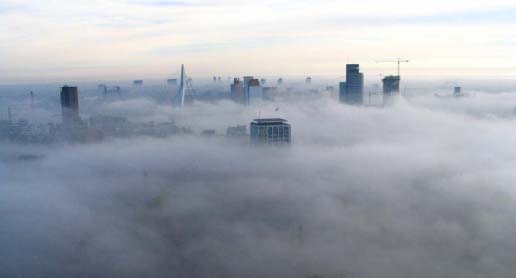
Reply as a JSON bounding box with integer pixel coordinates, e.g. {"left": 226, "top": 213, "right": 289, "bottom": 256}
{"left": 250, "top": 118, "right": 291, "bottom": 145}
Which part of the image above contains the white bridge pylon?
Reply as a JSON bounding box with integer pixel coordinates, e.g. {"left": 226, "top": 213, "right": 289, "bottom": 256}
{"left": 175, "top": 64, "right": 194, "bottom": 107}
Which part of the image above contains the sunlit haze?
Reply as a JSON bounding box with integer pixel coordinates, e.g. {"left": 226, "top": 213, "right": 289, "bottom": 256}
{"left": 2, "top": 0, "right": 516, "bottom": 83}
{"left": 2, "top": 1, "right": 516, "bottom": 278}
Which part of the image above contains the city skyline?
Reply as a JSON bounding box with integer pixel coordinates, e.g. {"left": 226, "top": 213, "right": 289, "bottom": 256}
{"left": 2, "top": 0, "right": 516, "bottom": 83}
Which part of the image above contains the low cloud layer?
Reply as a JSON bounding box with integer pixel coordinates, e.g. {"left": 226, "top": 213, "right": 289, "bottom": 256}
{"left": 2, "top": 92, "right": 516, "bottom": 277}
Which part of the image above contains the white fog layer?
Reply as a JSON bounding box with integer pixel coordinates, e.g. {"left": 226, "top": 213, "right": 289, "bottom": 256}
{"left": 2, "top": 91, "right": 516, "bottom": 277}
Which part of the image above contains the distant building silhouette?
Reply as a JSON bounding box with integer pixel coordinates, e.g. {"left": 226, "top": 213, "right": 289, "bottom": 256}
{"left": 382, "top": 76, "right": 400, "bottom": 95}
{"left": 167, "top": 79, "right": 177, "bottom": 86}
{"left": 454, "top": 86, "right": 462, "bottom": 96}
{"left": 7, "top": 106, "right": 12, "bottom": 124}
{"left": 250, "top": 118, "right": 291, "bottom": 145}
{"left": 243, "top": 76, "right": 254, "bottom": 104}
{"left": 133, "top": 80, "right": 143, "bottom": 86}
{"left": 226, "top": 125, "right": 247, "bottom": 137}
{"left": 248, "top": 79, "right": 263, "bottom": 105}
{"left": 60, "top": 86, "right": 80, "bottom": 124}
{"left": 305, "top": 77, "right": 312, "bottom": 85}
{"left": 382, "top": 75, "right": 400, "bottom": 105}
{"left": 277, "top": 78, "right": 284, "bottom": 86}
{"left": 339, "top": 64, "right": 364, "bottom": 105}
{"left": 30, "top": 91, "right": 34, "bottom": 110}
{"left": 230, "top": 78, "right": 245, "bottom": 104}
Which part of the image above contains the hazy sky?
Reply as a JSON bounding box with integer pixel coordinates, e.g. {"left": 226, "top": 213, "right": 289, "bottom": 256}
{"left": 2, "top": 0, "right": 516, "bottom": 83}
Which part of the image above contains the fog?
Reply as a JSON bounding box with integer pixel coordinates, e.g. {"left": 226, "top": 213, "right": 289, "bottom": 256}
{"left": 2, "top": 84, "right": 516, "bottom": 277}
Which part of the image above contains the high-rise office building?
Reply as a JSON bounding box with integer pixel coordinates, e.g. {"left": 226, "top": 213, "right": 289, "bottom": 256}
{"left": 339, "top": 64, "right": 364, "bottom": 105}
{"left": 250, "top": 118, "right": 291, "bottom": 145}
{"left": 60, "top": 86, "right": 80, "bottom": 124}
{"left": 382, "top": 75, "right": 400, "bottom": 106}
{"left": 248, "top": 79, "right": 263, "bottom": 105}
{"left": 133, "top": 80, "right": 143, "bottom": 86}
{"left": 230, "top": 78, "right": 245, "bottom": 104}
{"left": 382, "top": 75, "right": 400, "bottom": 95}
{"left": 243, "top": 76, "right": 254, "bottom": 104}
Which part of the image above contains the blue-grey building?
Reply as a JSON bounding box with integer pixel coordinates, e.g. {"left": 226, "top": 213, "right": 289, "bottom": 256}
{"left": 382, "top": 75, "right": 400, "bottom": 105}
{"left": 60, "top": 86, "right": 80, "bottom": 124}
{"left": 339, "top": 64, "right": 364, "bottom": 105}
{"left": 250, "top": 118, "right": 291, "bottom": 145}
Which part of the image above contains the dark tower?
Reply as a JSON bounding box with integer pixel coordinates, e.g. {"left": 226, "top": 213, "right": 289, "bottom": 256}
{"left": 339, "top": 64, "right": 364, "bottom": 105}
{"left": 382, "top": 75, "right": 400, "bottom": 106}
{"left": 382, "top": 76, "right": 400, "bottom": 95}
{"left": 230, "top": 78, "right": 245, "bottom": 104}
{"left": 60, "top": 86, "right": 80, "bottom": 124}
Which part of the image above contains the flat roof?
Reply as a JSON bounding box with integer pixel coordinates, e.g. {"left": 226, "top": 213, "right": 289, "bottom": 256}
{"left": 252, "top": 118, "right": 288, "bottom": 124}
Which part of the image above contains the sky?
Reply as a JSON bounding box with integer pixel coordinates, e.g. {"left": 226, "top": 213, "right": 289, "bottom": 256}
{"left": 2, "top": 0, "right": 516, "bottom": 83}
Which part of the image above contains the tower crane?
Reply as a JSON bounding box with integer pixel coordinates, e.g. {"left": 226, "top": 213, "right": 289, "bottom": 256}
{"left": 376, "top": 58, "right": 409, "bottom": 76}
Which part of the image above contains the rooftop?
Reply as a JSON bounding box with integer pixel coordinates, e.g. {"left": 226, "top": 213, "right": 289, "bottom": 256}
{"left": 252, "top": 118, "right": 288, "bottom": 124}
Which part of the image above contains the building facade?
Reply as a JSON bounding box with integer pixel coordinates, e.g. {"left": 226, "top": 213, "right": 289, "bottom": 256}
{"left": 250, "top": 118, "right": 291, "bottom": 145}
{"left": 60, "top": 86, "right": 80, "bottom": 124}
{"left": 382, "top": 75, "right": 400, "bottom": 95}
{"left": 248, "top": 79, "right": 263, "bottom": 105}
{"left": 230, "top": 78, "right": 245, "bottom": 104}
{"left": 339, "top": 64, "right": 364, "bottom": 105}
{"left": 382, "top": 75, "right": 401, "bottom": 106}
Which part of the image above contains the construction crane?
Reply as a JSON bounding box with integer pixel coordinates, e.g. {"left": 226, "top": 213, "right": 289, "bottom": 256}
{"left": 376, "top": 58, "right": 409, "bottom": 76}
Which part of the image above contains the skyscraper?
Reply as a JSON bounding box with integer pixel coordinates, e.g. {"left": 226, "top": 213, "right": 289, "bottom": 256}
{"left": 248, "top": 79, "right": 263, "bottom": 105}
{"left": 382, "top": 75, "right": 400, "bottom": 95}
{"left": 243, "top": 76, "right": 254, "bottom": 104}
{"left": 382, "top": 75, "right": 400, "bottom": 106}
{"left": 230, "top": 78, "right": 245, "bottom": 104}
{"left": 250, "top": 118, "right": 291, "bottom": 145}
{"left": 60, "top": 86, "right": 80, "bottom": 124}
{"left": 339, "top": 64, "right": 364, "bottom": 105}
